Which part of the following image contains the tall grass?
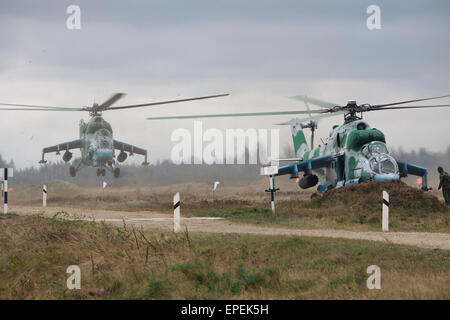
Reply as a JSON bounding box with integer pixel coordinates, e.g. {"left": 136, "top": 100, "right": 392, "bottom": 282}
{"left": 0, "top": 214, "right": 448, "bottom": 299}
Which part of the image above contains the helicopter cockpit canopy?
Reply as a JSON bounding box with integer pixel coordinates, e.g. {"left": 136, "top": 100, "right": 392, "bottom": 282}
{"left": 370, "top": 142, "right": 388, "bottom": 154}
{"left": 361, "top": 141, "right": 389, "bottom": 158}
{"left": 362, "top": 141, "right": 397, "bottom": 175}
{"left": 96, "top": 128, "right": 112, "bottom": 137}
{"left": 86, "top": 117, "right": 113, "bottom": 135}
{"left": 369, "top": 153, "right": 398, "bottom": 174}
{"left": 94, "top": 129, "right": 113, "bottom": 150}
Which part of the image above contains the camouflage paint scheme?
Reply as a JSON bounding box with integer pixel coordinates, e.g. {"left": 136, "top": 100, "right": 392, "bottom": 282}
{"left": 39, "top": 115, "right": 148, "bottom": 177}
{"left": 277, "top": 118, "right": 429, "bottom": 192}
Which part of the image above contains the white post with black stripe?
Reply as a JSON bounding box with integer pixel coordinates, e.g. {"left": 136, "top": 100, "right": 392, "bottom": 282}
{"left": 261, "top": 166, "right": 279, "bottom": 214}
{"left": 1, "top": 168, "right": 13, "bottom": 215}
{"left": 269, "top": 176, "right": 275, "bottom": 212}
{"left": 43, "top": 185, "right": 47, "bottom": 207}
{"left": 173, "top": 192, "right": 181, "bottom": 233}
{"left": 382, "top": 190, "right": 389, "bottom": 232}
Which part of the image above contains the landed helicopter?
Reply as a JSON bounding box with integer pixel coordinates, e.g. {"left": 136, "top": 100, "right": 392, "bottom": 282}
{"left": 147, "top": 94, "right": 450, "bottom": 192}
{"left": 0, "top": 93, "right": 228, "bottom": 178}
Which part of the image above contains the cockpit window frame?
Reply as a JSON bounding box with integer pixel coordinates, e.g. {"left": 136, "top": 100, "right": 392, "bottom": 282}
{"left": 369, "top": 142, "right": 388, "bottom": 155}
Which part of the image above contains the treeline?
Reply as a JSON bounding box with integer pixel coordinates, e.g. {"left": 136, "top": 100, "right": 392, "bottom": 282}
{"left": 0, "top": 154, "right": 15, "bottom": 170}
{"left": 390, "top": 147, "right": 450, "bottom": 181}
{"left": 0, "top": 150, "right": 263, "bottom": 186}
{"left": 0, "top": 147, "right": 448, "bottom": 186}
{"left": 13, "top": 161, "right": 262, "bottom": 186}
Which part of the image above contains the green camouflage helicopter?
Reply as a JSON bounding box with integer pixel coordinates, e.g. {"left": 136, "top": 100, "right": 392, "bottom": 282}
{"left": 0, "top": 93, "right": 228, "bottom": 178}
{"left": 147, "top": 94, "right": 450, "bottom": 192}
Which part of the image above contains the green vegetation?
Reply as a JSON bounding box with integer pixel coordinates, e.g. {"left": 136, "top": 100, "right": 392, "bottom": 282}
{"left": 10, "top": 180, "right": 449, "bottom": 232}
{"left": 188, "top": 181, "right": 449, "bottom": 232}
{"left": 0, "top": 214, "right": 448, "bottom": 299}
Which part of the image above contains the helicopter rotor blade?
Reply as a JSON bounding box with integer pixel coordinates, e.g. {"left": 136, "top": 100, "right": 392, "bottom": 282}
{"left": 369, "top": 104, "right": 450, "bottom": 111}
{"left": 304, "top": 101, "right": 312, "bottom": 117}
{"left": 98, "top": 92, "right": 126, "bottom": 110}
{"left": 109, "top": 94, "right": 229, "bottom": 110}
{"left": 371, "top": 94, "right": 450, "bottom": 108}
{"left": 147, "top": 109, "right": 325, "bottom": 120}
{"left": 0, "top": 103, "right": 82, "bottom": 110}
{"left": 274, "top": 111, "right": 346, "bottom": 125}
{"left": 0, "top": 107, "right": 82, "bottom": 111}
{"left": 290, "top": 95, "right": 340, "bottom": 109}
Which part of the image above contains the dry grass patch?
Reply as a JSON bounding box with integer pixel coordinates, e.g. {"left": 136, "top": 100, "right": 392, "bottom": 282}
{"left": 0, "top": 214, "right": 448, "bottom": 299}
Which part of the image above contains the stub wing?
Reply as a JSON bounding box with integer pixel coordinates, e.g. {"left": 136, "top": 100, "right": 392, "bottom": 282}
{"left": 272, "top": 158, "right": 302, "bottom": 162}
{"left": 395, "top": 160, "right": 429, "bottom": 190}
{"left": 39, "top": 139, "right": 83, "bottom": 163}
{"left": 276, "top": 154, "right": 334, "bottom": 177}
{"left": 42, "top": 139, "right": 83, "bottom": 154}
{"left": 113, "top": 139, "right": 149, "bottom": 165}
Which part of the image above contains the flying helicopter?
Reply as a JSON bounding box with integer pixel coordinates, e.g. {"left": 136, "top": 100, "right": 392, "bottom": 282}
{"left": 0, "top": 93, "right": 228, "bottom": 178}
{"left": 146, "top": 94, "right": 450, "bottom": 192}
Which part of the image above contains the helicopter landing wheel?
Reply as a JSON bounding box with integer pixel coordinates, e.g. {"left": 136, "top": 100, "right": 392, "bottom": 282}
{"left": 96, "top": 168, "right": 101, "bottom": 176}
{"left": 113, "top": 168, "right": 120, "bottom": 178}
{"left": 70, "top": 166, "right": 76, "bottom": 177}
{"left": 101, "top": 169, "right": 106, "bottom": 176}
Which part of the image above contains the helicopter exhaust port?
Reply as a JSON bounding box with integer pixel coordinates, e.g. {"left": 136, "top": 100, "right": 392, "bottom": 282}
{"left": 117, "top": 151, "right": 127, "bottom": 163}
{"left": 63, "top": 151, "right": 73, "bottom": 162}
{"left": 299, "top": 174, "right": 319, "bottom": 189}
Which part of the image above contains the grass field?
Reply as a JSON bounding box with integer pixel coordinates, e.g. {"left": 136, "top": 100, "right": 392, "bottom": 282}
{"left": 9, "top": 179, "right": 448, "bottom": 232}
{"left": 186, "top": 181, "right": 450, "bottom": 232}
{"left": 0, "top": 213, "right": 448, "bottom": 299}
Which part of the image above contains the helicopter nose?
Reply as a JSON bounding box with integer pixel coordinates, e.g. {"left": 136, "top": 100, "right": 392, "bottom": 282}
{"left": 93, "top": 150, "right": 113, "bottom": 166}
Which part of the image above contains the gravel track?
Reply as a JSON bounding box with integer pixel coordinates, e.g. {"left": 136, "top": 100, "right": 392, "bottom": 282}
{"left": 10, "top": 205, "right": 450, "bottom": 250}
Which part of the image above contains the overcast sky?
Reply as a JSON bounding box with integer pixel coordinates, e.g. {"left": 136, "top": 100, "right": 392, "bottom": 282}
{"left": 0, "top": 0, "right": 449, "bottom": 168}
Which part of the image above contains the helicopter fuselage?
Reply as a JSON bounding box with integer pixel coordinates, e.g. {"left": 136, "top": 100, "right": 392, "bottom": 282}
{"left": 76, "top": 116, "right": 115, "bottom": 168}
{"left": 292, "top": 119, "right": 400, "bottom": 192}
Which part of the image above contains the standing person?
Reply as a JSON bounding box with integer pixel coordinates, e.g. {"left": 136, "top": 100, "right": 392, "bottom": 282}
{"left": 437, "top": 166, "right": 450, "bottom": 205}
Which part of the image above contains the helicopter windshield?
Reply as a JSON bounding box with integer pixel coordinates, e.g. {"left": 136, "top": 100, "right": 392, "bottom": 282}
{"left": 86, "top": 118, "right": 113, "bottom": 135}
{"left": 369, "top": 142, "right": 388, "bottom": 154}
{"left": 94, "top": 130, "right": 113, "bottom": 150}
{"left": 380, "top": 158, "right": 396, "bottom": 174}
{"left": 369, "top": 153, "right": 398, "bottom": 175}
{"left": 362, "top": 142, "right": 388, "bottom": 158}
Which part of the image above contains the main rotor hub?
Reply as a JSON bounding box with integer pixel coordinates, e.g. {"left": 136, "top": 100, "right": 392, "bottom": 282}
{"left": 90, "top": 111, "right": 102, "bottom": 117}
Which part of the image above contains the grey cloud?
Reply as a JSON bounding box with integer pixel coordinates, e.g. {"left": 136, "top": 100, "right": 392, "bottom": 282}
{"left": 0, "top": 0, "right": 449, "bottom": 168}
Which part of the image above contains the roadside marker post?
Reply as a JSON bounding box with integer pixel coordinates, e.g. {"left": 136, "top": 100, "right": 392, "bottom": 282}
{"left": 43, "top": 185, "right": 47, "bottom": 207}
{"left": 382, "top": 191, "right": 389, "bottom": 232}
{"left": 268, "top": 175, "right": 278, "bottom": 213}
{"left": 173, "top": 192, "right": 181, "bottom": 233}
{"left": 1, "top": 168, "right": 13, "bottom": 214}
{"left": 261, "top": 166, "right": 279, "bottom": 213}
{"left": 212, "top": 181, "right": 220, "bottom": 201}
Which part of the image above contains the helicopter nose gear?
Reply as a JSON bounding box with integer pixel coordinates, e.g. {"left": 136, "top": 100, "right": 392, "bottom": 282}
{"left": 96, "top": 168, "right": 106, "bottom": 176}
{"left": 114, "top": 168, "right": 120, "bottom": 178}
{"left": 69, "top": 166, "right": 76, "bottom": 177}
{"left": 63, "top": 151, "right": 73, "bottom": 162}
{"left": 117, "top": 151, "right": 127, "bottom": 163}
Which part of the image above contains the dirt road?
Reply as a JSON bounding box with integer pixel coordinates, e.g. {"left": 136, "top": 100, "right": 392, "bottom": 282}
{"left": 10, "top": 205, "right": 450, "bottom": 250}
